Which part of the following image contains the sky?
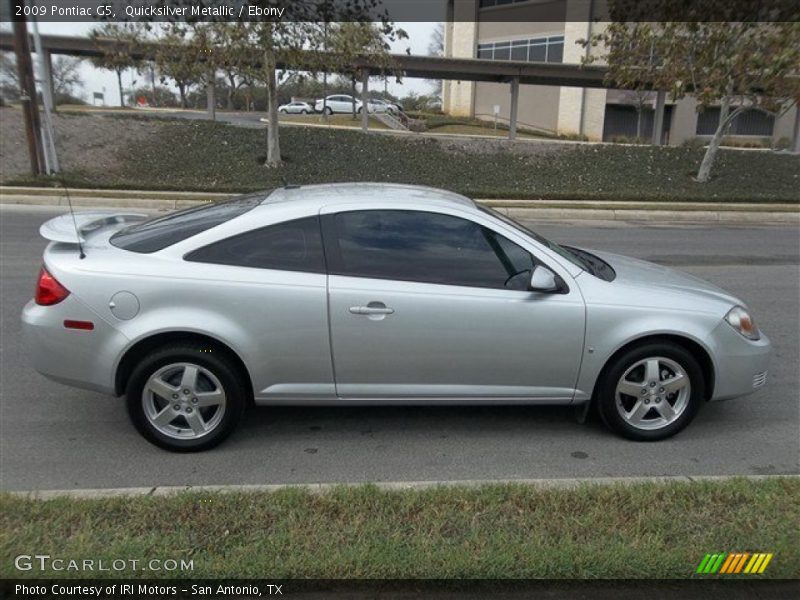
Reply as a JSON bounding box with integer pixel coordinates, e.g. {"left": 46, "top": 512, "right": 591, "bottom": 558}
{"left": 7, "top": 21, "right": 439, "bottom": 106}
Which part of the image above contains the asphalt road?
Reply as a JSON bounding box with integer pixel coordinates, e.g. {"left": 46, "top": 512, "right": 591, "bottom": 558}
{"left": 1, "top": 205, "right": 798, "bottom": 491}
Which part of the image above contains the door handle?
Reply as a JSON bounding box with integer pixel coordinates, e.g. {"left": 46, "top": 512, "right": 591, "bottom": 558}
{"left": 349, "top": 303, "right": 395, "bottom": 315}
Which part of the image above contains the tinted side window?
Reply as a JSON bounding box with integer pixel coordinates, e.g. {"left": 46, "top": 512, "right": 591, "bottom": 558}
{"left": 185, "top": 217, "right": 325, "bottom": 273}
{"left": 111, "top": 192, "right": 265, "bottom": 253}
{"left": 331, "top": 210, "right": 533, "bottom": 290}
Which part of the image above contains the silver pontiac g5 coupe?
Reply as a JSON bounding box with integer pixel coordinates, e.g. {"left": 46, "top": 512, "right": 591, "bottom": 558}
{"left": 22, "top": 184, "right": 770, "bottom": 451}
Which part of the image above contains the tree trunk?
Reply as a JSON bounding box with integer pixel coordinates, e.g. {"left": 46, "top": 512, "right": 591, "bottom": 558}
{"left": 149, "top": 63, "right": 157, "bottom": 107}
{"left": 206, "top": 70, "right": 216, "bottom": 121}
{"left": 636, "top": 108, "right": 643, "bottom": 140}
{"left": 321, "top": 72, "right": 328, "bottom": 121}
{"left": 226, "top": 74, "right": 236, "bottom": 110}
{"left": 351, "top": 76, "right": 357, "bottom": 120}
{"left": 179, "top": 85, "right": 187, "bottom": 109}
{"left": 696, "top": 97, "right": 737, "bottom": 183}
{"left": 264, "top": 54, "right": 281, "bottom": 167}
{"left": 116, "top": 70, "right": 125, "bottom": 107}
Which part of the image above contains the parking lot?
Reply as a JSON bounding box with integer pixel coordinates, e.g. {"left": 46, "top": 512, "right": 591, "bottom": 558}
{"left": 1, "top": 205, "right": 798, "bottom": 491}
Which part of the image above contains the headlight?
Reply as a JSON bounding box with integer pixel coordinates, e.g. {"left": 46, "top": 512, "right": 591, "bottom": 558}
{"left": 725, "top": 306, "right": 760, "bottom": 340}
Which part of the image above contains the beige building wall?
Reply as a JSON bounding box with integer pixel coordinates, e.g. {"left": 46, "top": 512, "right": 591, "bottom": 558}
{"left": 668, "top": 97, "right": 699, "bottom": 145}
{"left": 557, "top": 17, "right": 607, "bottom": 140}
{"left": 773, "top": 104, "right": 799, "bottom": 147}
{"left": 474, "top": 83, "right": 561, "bottom": 133}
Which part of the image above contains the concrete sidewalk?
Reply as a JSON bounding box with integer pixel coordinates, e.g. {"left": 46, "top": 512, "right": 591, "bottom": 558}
{"left": 1, "top": 185, "right": 798, "bottom": 224}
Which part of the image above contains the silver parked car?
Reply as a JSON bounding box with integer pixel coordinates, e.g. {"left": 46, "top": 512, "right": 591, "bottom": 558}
{"left": 315, "top": 95, "right": 363, "bottom": 115}
{"left": 22, "top": 184, "right": 770, "bottom": 451}
{"left": 278, "top": 101, "right": 313, "bottom": 114}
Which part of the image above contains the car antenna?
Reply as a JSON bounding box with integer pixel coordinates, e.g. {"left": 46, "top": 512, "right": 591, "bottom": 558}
{"left": 60, "top": 176, "right": 85, "bottom": 260}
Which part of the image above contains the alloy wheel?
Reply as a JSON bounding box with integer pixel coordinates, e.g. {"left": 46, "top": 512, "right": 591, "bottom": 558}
{"left": 615, "top": 356, "right": 691, "bottom": 431}
{"left": 142, "top": 362, "right": 226, "bottom": 440}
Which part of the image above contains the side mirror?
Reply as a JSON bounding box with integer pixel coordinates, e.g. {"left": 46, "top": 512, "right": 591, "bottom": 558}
{"left": 529, "top": 265, "right": 561, "bottom": 293}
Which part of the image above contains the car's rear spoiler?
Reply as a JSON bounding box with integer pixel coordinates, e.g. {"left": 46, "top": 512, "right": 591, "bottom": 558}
{"left": 39, "top": 211, "right": 148, "bottom": 244}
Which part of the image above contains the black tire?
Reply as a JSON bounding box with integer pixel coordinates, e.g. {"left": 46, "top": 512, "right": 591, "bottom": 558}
{"left": 279, "top": 108, "right": 287, "bottom": 114}
{"left": 357, "top": 106, "right": 363, "bottom": 114}
{"left": 596, "top": 341, "right": 704, "bottom": 441}
{"left": 300, "top": 109, "right": 308, "bottom": 114}
{"left": 126, "top": 343, "right": 247, "bottom": 452}
{"left": 323, "top": 106, "right": 333, "bottom": 115}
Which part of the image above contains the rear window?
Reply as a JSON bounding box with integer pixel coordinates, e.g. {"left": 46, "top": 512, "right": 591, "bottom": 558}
{"left": 110, "top": 192, "right": 267, "bottom": 253}
{"left": 185, "top": 216, "right": 325, "bottom": 273}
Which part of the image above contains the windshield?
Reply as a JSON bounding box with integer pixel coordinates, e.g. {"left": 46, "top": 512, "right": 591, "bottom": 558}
{"left": 479, "top": 205, "right": 590, "bottom": 272}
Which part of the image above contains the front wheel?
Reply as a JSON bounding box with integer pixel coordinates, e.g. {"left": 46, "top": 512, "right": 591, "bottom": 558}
{"left": 596, "top": 342, "right": 704, "bottom": 441}
{"left": 126, "top": 343, "right": 247, "bottom": 452}
{"left": 323, "top": 106, "right": 333, "bottom": 115}
{"left": 300, "top": 109, "right": 308, "bottom": 114}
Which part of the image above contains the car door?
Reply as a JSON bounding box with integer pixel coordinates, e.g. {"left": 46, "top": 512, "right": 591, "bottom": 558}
{"left": 329, "top": 95, "right": 344, "bottom": 113}
{"left": 322, "top": 208, "right": 586, "bottom": 401}
{"left": 183, "top": 215, "right": 335, "bottom": 401}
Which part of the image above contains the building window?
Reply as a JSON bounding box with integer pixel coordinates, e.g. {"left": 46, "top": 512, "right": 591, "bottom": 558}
{"left": 696, "top": 108, "right": 775, "bottom": 136}
{"left": 477, "top": 35, "right": 565, "bottom": 63}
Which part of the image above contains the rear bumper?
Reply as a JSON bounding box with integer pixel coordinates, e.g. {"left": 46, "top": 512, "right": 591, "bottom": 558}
{"left": 21, "top": 297, "right": 129, "bottom": 395}
{"left": 708, "top": 322, "right": 771, "bottom": 401}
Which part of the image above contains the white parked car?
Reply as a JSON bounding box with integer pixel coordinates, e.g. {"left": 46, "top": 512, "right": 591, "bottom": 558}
{"left": 278, "top": 101, "right": 313, "bottom": 114}
{"left": 369, "top": 98, "right": 402, "bottom": 114}
{"left": 315, "top": 95, "right": 371, "bottom": 115}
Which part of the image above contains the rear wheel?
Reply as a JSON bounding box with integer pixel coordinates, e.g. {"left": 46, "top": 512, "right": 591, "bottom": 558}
{"left": 597, "top": 342, "right": 703, "bottom": 441}
{"left": 126, "top": 343, "right": 246, "bottom": 452}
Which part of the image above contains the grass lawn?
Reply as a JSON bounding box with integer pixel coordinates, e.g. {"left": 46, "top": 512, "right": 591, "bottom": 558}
{"left": 1, "top": 477, "right": 797, "bottom": 579}
{"left": 4, "top": 116, "right": 798, "bottom": 202}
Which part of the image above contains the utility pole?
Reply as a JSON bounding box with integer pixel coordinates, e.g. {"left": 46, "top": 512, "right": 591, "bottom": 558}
{"left": 32, "top": 15, "right": 59, "bottom": 173}
{"left": 12, "top": 3, "right": 44, "bottom": 176}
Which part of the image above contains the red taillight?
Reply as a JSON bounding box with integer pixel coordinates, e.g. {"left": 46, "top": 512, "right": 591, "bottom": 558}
{"left": 35, "top": 267, "right": 70, "bottom": 306}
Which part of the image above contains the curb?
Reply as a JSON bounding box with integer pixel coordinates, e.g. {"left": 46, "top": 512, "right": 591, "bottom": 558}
{"left": 7, "top": 474, "right": 797, "bottom": 500}
{"left": 1, "top": 187, "right": 798, "bottom": 224}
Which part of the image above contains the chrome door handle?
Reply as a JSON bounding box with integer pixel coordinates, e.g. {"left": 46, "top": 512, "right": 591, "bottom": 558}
{"left": 349, "top": 305, "right": 394, "bottom": 315}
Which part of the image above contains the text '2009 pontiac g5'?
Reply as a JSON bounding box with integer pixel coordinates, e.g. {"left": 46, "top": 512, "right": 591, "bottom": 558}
{"left": 22, "top": 184, "right": 770, "bottom": 451}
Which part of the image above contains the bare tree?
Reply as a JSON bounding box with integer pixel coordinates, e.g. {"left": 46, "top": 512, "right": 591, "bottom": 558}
{"left": 0, "top": 51, "right": 21, "bottom": 102}
{"left": 51, "top": 56, "right": 84, "bottom": 103}
{"left": 583, "top": 21, "right": 800, "bottom": 182}
{"left": 90, "top": 23, "right": 143, "bottom": 108}
{"left": 231, "top": 6, "right": 406, "bottom": 167}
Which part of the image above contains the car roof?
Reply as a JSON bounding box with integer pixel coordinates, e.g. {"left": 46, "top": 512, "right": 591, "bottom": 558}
{"left": 261, "top": 183, "right": 476, "bottom": 210}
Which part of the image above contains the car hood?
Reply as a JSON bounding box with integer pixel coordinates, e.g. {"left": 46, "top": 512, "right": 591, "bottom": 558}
{"left": 580, "top": 248, "right": 743, "bottom": 308}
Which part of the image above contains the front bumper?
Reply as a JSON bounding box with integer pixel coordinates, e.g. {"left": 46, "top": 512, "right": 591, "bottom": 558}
{"left": 708, "top": 321, "right": 771, "bottom": 401}
{"left": 21, "top": 297, "right": 129, "bottom": 395}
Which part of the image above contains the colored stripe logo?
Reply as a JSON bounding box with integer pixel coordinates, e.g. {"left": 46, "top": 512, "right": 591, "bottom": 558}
{"left": 696, "top": 552, "right": 773, "bottom": 574}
